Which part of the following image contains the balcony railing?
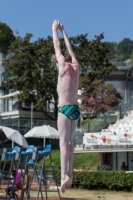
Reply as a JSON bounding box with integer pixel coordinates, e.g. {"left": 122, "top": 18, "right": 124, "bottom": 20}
{"left": 112, "top": 60, "right": 133, "bottom": 67}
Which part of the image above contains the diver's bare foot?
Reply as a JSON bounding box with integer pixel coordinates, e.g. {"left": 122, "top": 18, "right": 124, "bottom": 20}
{"left": 60, "top": 176, "right": 70, "bottom": 193}
{"left": 65, "top": 175, "right": 72, "bottom": 190}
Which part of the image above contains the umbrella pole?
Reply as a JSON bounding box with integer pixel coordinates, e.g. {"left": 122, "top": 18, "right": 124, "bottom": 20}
{"left": 12, "top": 141, "right": 14, "bottom": 149}
{"left": 43, "top": 138, "right": 45, "bottom": 147}
{"left": 31, "top": 102, "right": 33, "bottom": 129}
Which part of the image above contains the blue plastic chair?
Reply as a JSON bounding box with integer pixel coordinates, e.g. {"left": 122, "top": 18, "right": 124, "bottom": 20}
{"left": 7, "top": 146, "right": 20, "bottom": 156}
{"left": 21, "top": 145, "right": 34, "bottom": 155}
{"left": 27, "top": 159, "right": 35, "bottom": 165}
{"left": 38, "top": 144, "right": 51, "bottom": 155}
{"left": 26, "top": 145, "right": 51, "bottom": 166}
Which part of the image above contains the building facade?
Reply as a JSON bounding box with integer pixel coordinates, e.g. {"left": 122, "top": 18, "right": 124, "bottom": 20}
{"left": 105, "top": 59, "right": 133, "bottom": 104}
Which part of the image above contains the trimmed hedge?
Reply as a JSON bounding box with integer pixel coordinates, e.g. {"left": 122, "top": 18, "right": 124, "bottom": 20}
{"left": 55, "top": 171, "right": 133, "bottom": 191}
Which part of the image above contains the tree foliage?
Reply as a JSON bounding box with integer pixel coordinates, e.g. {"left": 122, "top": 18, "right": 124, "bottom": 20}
{"left": 78, "top": 34, "right": 117, "bottom": 90}
{"left": 0, "top": 22, "right": 15, "bottom": 55}
{"left": 104, "top": 42, "right": 117, "bottom": 60}
{"left": 3, "top": 34, "right": 58, "bottom": 120}
{"left": 76, "top": 34, "right": 123, "bottom": 116}
{"left": 79, "top": 81, "right": 122, "bottom": 117}
{"left": 73, "top": 34, "right": 116, "bottom": 78}
{"left": 117, "top": 38, "right": 133, "bottom": 56}
{"left": 103, "top": 38, "right": 133, "bottom": 62}
{"left": 131, "top": 51, "right": 133, "bottom": 61}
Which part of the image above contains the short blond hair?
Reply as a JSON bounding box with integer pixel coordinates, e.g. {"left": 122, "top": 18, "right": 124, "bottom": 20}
{"left": 51, "top": 54, "right": 57, "bottom": 63}
{"left": 62, "top": 50, "right": 72, "bottom": 63}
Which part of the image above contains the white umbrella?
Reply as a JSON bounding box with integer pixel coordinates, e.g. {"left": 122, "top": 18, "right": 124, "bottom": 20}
{"left": 0, "top": 126, "right": 28, "bottom": 148}
{"left": 24, "top": 125, "right": 59, "bottom": 147}
{"left": 24, "top": 125, "right": 59, "bottom": 139}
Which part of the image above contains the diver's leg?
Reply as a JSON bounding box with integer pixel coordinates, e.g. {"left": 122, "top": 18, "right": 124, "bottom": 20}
{"left": 66, "top": 119, "right": 79, "bottom": 189}
{"left": 68, "top": 119, "right": 79, "bottom": 176}
{"left": 57, "top": 113, "right": 71, "bottom": 192}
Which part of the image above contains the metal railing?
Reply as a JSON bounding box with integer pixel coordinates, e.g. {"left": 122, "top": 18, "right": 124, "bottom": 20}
{"left": 81, "top": 102, "right": 133, "bottom": 133}
{"left": 1, "top": 118, "right": 57, "bottom": 133}
{"left": 112, "top": 60, "right": 133, "bottom": 67}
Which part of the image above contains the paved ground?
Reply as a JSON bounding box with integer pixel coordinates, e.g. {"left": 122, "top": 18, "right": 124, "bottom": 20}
{"left": 0, "top": 194, "right": 74, "bottom": 200}
{"left": 0, "top": 195, "right": 61, "bottom": 200}
{"left": 0, "top": 181, "right": 62, "bottom": 200}
{"left": 0, "top": 196, "right": 52, "bottom": 199}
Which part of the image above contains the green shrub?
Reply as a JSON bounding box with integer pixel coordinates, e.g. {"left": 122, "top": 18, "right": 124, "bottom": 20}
{"left": 55, "top": 171, "right": 133, "bottom": 191}
{"left": 81, "top": 119, "right": 91, "bottom": 125}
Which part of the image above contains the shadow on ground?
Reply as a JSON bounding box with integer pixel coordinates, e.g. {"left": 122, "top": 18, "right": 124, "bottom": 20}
{"left": 0, "top": 198, "right": 82, "bottom": 200}
{"left": 62, "top": 198, "right": 100, "bottom": 200}
{"left": 0, "top": 196, "right": 81, "bottom": 200}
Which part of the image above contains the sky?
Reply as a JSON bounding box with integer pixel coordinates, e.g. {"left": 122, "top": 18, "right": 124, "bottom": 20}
{"left": 0, "top": 0, "right": 133, "bottom": 43}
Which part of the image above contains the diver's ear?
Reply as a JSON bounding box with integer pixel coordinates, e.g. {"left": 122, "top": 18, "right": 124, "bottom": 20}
{"left": 56, "top": 63, "right": 59, "bottom": 68}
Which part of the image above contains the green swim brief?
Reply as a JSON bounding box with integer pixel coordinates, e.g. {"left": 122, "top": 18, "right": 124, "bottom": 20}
{"left": 58, "top": 105, "right": 80, "bottom": 120}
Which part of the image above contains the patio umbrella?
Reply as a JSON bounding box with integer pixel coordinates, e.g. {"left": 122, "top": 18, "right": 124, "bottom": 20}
{"left": 24, "top": 125, "right": 59, "bottom": 139}
{"left": 0, "top": 126, "right": 28, "bottom": 148}
{"left": 24, "top": 125, "right": 59, "bottom": 147}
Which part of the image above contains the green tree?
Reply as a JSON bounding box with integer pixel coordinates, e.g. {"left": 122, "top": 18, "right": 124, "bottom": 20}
{"left": 79, "top": 81, "right": 122, "bottom": 117}
{"left": 104, "top": 41, "right": 117, "bottom": 60}
{"left": 77, "top": 34, "right": 122, "bottom": 116}
{"left": 3, "top": 34, "right": 58, "bottom": 120}
{"left": 78, "top": 34, "right": 117, "bottom": 91}
{"left": 0, "top": 22, "right": 15, "bottom": 55}
{"left": 131, "top": 51, "right": 133, "bottom": 61}
{"left": 117, "top": 38, "right": 133, "bottom": 57}
{"left": 69, "top": 33, "right": 116, "bottom": 78}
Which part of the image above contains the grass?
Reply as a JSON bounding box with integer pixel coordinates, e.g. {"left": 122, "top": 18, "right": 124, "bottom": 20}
{"left": 60, "top": 189, "right": 133, "bottom": 200}
{"left": 73, "top": 152, "right": 100, "bottom": 170}
{"left": 38, "top": 150, "right": 100, "bottom": 170}
{"left": 1, "top": 188, "right": 133, "bottom": 200}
